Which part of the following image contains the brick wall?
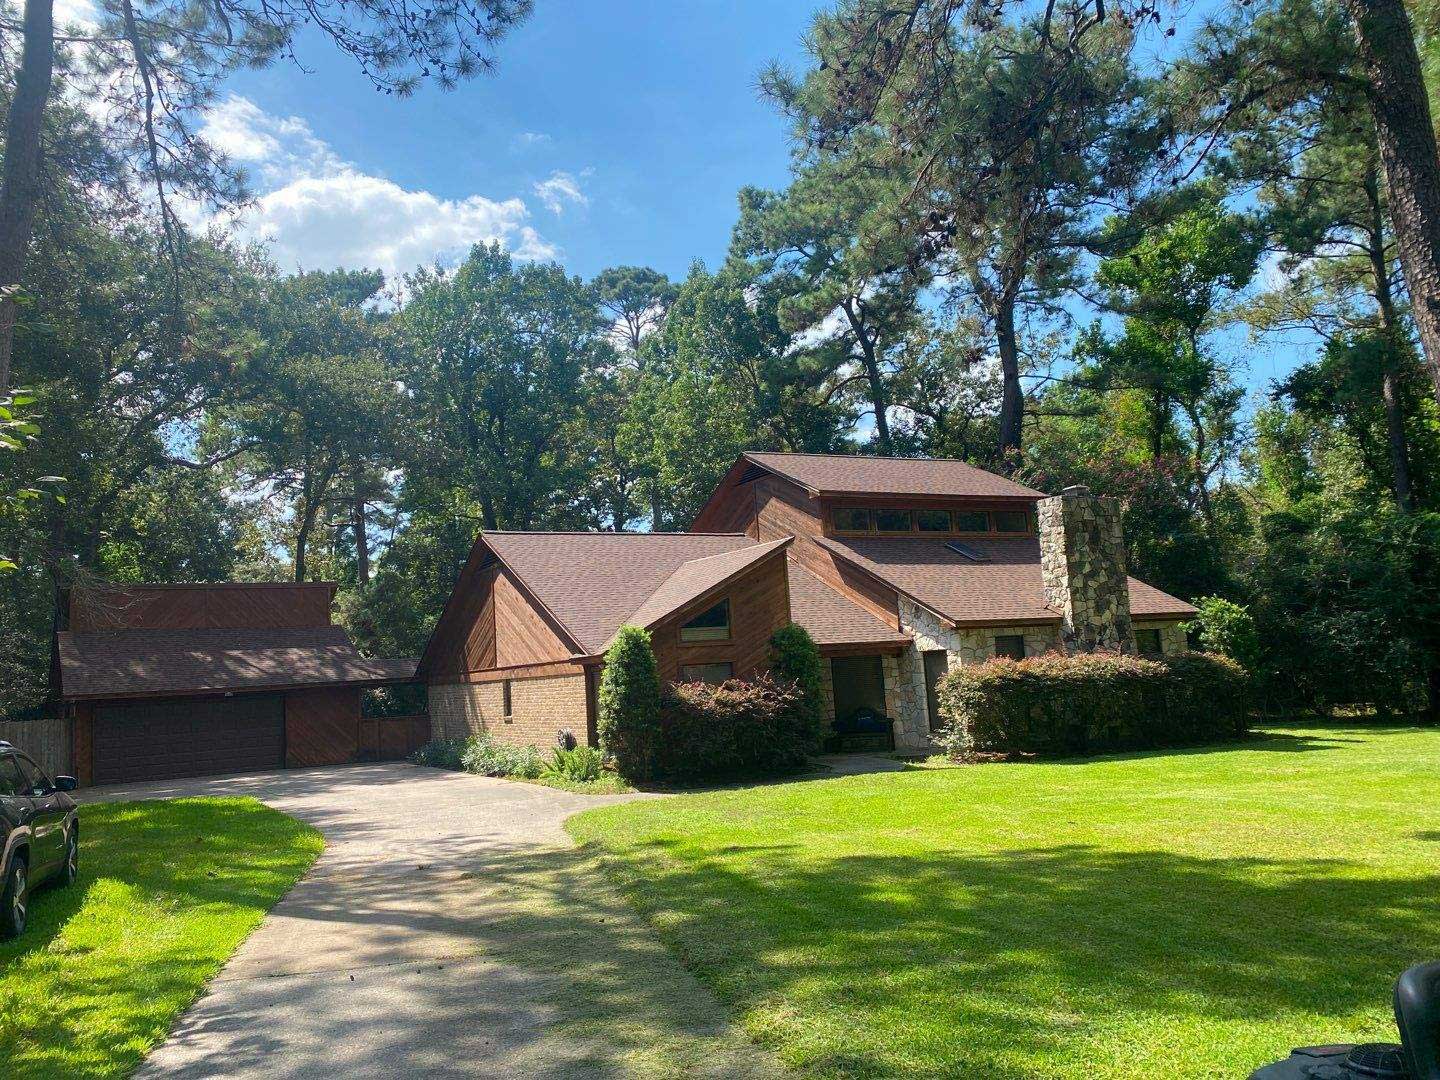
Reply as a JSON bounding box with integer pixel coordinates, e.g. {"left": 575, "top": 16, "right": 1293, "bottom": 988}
{"left": 428, "top": 673, "right": 587, "bottom": 750}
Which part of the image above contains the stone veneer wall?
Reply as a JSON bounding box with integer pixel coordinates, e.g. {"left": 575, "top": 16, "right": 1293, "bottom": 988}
{"left": 1038, "top": 486, "right": 1134, "bottom": 653}
{"left": 428, "top": 674, "right": 587, "bottom": 750}
{"left": 1134, "top": 620, "right": 1189, "bottom": 656}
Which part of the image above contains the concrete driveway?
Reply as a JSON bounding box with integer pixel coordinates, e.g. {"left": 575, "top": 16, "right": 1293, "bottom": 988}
{"left": 83, "top": 765, "right": 779, "bottom": 1078}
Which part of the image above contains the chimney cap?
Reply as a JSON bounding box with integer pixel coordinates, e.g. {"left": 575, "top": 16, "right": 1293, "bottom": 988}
{"left": 1061, "top": 484, "right": 1091, "bottom": 498}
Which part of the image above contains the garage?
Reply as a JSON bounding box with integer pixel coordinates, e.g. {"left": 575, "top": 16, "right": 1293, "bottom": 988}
{"left": 92, "top": 695, "right": 285, "bottom": 785}
{"left": 54, "top": 582, "right": 423, "bottom": 786}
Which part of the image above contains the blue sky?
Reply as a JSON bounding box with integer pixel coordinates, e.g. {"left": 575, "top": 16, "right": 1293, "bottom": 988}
{"left": 209, "top": 1, "right": 819, "bottom": 284}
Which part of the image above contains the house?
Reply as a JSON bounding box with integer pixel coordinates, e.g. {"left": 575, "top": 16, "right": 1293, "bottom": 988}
{"left": 421, "top": 452, "right": 1196, "bottom": 753}
{"left": 51, "top": 583, "right": 421, "bottom": 785}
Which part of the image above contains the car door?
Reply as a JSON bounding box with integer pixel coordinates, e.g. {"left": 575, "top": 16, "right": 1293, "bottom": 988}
{"left": 0, "top": 754, "right": 36, "bottom": 866}
{"left": 14, "top": 755, "right": 63, "bottom": 872}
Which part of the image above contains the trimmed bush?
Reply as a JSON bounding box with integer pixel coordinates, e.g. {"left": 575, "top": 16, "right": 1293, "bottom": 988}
{"left": 657, "top": 674, "right": 812, "bottom": 781}
{"left": 598, "top": 625, "right": 662, "bottom": 781}
{"left": 410, "top": 738, "right": 466, "bottom": 770}
{"left": 461, "top": 736, "right": 545, "bottom": 779}
{"left": 767, "top": 622, "right": 827, "bottom": 752}
{"left": 935, "top": 650, "right": 1249, "bottom": 759}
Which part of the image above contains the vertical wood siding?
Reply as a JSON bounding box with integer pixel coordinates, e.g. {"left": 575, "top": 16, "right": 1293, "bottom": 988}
{"left": 651, "top": 554, "right": 792, "bottom": 684}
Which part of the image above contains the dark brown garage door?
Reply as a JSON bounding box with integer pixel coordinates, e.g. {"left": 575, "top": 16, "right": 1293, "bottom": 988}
{"left": 93, "top": 695, "right": 285, "bottom": 784}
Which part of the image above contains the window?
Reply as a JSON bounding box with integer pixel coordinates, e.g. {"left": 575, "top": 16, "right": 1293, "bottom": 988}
{"left": 680, "top": 662, "right": 734, "bottom": 685}
{"left": 954, "top": 510, "right": 991, "bottom": 533}
{"left": 0, "top": 755, "right": 24, "bottom": 797}
{"left": 916, "top": 509, "right": 952, "bottom": 532}
{"left": 994, "top": 634, "right": 1026, "bottom": 660}
{"left": 833, "top": 507, "right": 872, "bottom": 532}
{"left": 502, "top": 679, "right": 513, "bottom": 720}
{"left": 1135, "top": 629, "right": 1163, "bottom": 656}
{"left": 923, "top": 650, "right": 949, "bottom": 732}
{"left": 680, "top": 598, "right": 730, "bottom": 642}
{"left": 12, "top": 755, "right": 48, "bottom": 796}
{"left": 993, "top": 510, "right": 1031, "bottom": 533}
{"left": 874, "top": 508, "right": 914, "bottom": 533}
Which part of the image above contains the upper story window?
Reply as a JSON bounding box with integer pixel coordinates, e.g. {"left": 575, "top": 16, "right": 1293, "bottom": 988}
{"left": 680, "top": 598, "right": 731, "bottom": 642}
{"left": 916, "top": 509, "right": 952, "bottom": 532}
{"left": 874, "top": 509, "right": 913, "bottom": 533}
{"left": 953, "top": 510, "right": 991, "bottom": 533}
{"left": 993, "top": 510, "right": 1032, "bottom": 533}
{"left": 832, "top": 507, "right": 872, "bottom": 533}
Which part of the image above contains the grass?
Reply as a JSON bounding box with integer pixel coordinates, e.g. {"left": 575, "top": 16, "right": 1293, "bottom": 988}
{"left": 569, "top": 723, "right": 1440, "bottom": 1079}
{"left": 0, "top": 797, "right": 322, "bottom": 1079}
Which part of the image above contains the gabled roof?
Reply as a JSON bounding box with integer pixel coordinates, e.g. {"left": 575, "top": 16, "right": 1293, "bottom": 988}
{"left": 743, "top": 451, "right": 1044, "bottom": 500}
{"left": 815, "top": 535, "right": 1196, "bottom": 627}
{"left": 602, "top": 537, "right": 792, "bottom": 650}
{"left": 478, "top": 532, "right": 758, "bottom": 655}
{"left": 786, "top": 561, "right": 910, "bottom": 649}
{"left": 58, "top": 626, "right": 417, "bottom": 701}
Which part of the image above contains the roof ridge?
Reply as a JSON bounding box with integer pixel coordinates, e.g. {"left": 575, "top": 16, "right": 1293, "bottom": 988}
{"left": 747, "top": 450, "right": 992, "bottom": 467}
{"left": 482, "top": 530, "right": 749, "bottom": 537}
{"left": 667, "top": 536, "right": 781, "bottom": 569}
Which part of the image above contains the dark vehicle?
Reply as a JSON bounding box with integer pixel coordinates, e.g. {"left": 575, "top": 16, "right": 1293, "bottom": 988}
{"left": 0, "top": 741, "right": 79, "bottom": 938}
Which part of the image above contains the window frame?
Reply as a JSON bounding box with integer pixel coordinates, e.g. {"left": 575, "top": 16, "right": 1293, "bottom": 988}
{"left": 828, "top": 504, "right": 1034, "bottom": 536}
{"left": 915, "top": 508, "right": 953, "bottom": 533}
{"left": 873, "top": 508, "right": 915, "bottom": 533}
{"left": 1135, "top": 628, "right": 1164, "bottom": 657}
{"left": 680, "top": 662, "right": 735, "bottom": 685}
{"left": 679, "top": 597, "right": 732, "bottom": 644}
{"left": 992, "top": 510, "right": 1032, "bottom": 534}
{"left": 993, "top": 634, "right": 1026, "bottom": 660}
{"left": 831, "top": 506, "right": 874, "bottom": 533}
{"left": 952, "top": 510, "right": 992, "bottom": 534}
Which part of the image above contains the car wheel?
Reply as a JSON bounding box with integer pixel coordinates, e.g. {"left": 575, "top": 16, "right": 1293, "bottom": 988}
{"left": 1, "top": 857, "right": 27, "bottom": 939}
{"left": 59, "top": 829, "right": 78, "bottom": 887}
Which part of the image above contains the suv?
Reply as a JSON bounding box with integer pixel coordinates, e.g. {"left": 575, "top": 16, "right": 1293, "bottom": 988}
{"left": 0, "top": 742, "right": 79, "bottom": 938}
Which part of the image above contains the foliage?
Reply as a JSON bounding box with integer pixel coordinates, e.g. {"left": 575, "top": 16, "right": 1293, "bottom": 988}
{"left": 656, "top": 674, "right": 813, "bottom": 782}
{"left": 410, "top": 738, "right": 468, "bottom": 770}
{"left": 934, "top": 651, "right": 1250, "bottom": 758}
{"left": 541, "top": 744, "right": 605, "bottom": 784}
{"left": 0, "top": 797, "right": 321, "bottom": 1078}
{"left": 597, "top": 626, "right": 663, "bottom": 781}
{"left": 1188, "top": 597, "right": 1263, "bottom": 673}
{"left": 571, "top": 724, "right": 1440, "bottom": 1079}
{"left": 461, "top": 736, "right": 546, "bottom": 780}
{"left": 766, "top": 622, "right": 827, "bottom": 748}
{"left": 361, "top": 683, "right": 428, "bottom": 718}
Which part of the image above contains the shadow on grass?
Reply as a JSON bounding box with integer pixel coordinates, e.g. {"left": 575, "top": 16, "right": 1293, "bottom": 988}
{"left": 584, "top": 838, "right": 1440, "bottom": 1078}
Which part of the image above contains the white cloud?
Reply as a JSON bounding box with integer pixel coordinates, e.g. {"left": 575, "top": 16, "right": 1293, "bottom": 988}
{"left": 513, "top": 131, "right": 552, "bottom": 149}
{"left": 533, "top": 169, "right": 589, "bottom": 215}
{"left": 199, "top": 95, "right": 559, "bottom": 278}
{"left": 54, "top": 0, "right": 98, "bottom": 29}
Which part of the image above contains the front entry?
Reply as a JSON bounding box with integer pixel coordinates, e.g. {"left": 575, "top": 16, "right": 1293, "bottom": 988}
{"left": 828, "top": 656, "right": 893, "bottom": 752}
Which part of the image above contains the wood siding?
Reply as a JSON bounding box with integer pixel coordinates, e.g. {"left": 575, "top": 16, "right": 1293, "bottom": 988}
{"left": 493, "top": 569, "right": 576, "bottom": 668}
{"left": 358, "top": 714, "right": 431, "bottom": 761}
{"left": 69, "top": 584, "right": 335, "bottom": 632}
{"left": 651, "top": 552, "right": 791, "bottom": 683}
{"left": 284, "top": 686, "right": 361, "bottom": 768}
{"left": 425, "top": 564, "right": 497, "bottom": 679}
{"left": 0, "top": 716, "right": 73, "bottom": 778}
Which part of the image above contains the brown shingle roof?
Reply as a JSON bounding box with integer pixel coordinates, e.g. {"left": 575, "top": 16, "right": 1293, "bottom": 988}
{"left": 815, "top": 535, "right": 1196, "bottom": 626}
{"left": 609, "top": 538, "right": 792, "bottom": 649}
{"left": 745, "top": 451, "right": 1044, "bottom": 500}
{"left": 481, "top": 532, "right": 756, "bottom": 655}
{"left": 786, "top": 561, "right": 910, "bottom": 648}
{"left": 57, "top": 626, "right": 418, "bottom": 700}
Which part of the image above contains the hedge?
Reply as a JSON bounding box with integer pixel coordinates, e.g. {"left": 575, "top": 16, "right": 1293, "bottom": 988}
{"left": 657, "top": 674, "right": 812, "bottom": 781}
{"left": 934, "top": 650, "right": 1250, "bottom": 759}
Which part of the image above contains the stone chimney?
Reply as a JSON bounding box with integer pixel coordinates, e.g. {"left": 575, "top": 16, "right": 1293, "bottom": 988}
{"left": 1038, "top": 485, "right": 1134, "bottom": 653}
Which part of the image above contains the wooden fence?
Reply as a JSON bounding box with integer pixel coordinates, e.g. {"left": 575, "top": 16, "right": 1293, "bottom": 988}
{"left": 359, "top": 714, "right": 430, "bottom": 762}
{"left": 0, "top": 717, "right": 73, "bottom": 778}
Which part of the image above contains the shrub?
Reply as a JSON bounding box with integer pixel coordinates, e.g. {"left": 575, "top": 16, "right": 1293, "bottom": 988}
{"left": 410, "top": 738, "right": 466, "bottom": 770}
{"left": 541, "top": 744, "right": 604, "bottom": 783}
{"left": 657, "top": 674, "right": 812, "bottom": 781}
{"left": 934, "top": 650, "right": 1249, "bottom": 759}
{"left": 1188, "top": 596, "right": 1263, "bottom": 673}
{"left": 598, "top": 625, "right": 662, "bottom": 781}
{"left": 461, "top": 736, "right": 545, "bottom": 779}
{"left": 767, "top": 622, "right": 827, "bottom": 751}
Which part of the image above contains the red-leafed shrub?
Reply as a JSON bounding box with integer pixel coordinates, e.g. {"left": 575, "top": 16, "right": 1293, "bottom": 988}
{"left": 658, "top": 674, "right": 812, "bottom": 781}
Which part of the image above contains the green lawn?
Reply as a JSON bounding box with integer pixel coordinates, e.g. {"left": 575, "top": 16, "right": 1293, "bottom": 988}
{"left": 0, "top": 797, "right": 322, "bottom": 1078}
{"left": 569, "top": 724, "right": 1440, "bottom": 1079}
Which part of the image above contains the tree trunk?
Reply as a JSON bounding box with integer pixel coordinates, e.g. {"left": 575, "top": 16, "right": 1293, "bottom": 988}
{"left": 352, "top": 496, "right": 370, "bottom": 586}
{"left": 0, "top": 0, "right": 55, "bottom": 394}
{"left": 995, "top": 294, "right": 1024, "bottom": 459}
{"left": 1367, "top": 183, "right": 1416, "bottom": 513}
{"left": 1344, "top": 0, "right": 1440, "bottom": 406}
{"left": 841, "top": 299, "right": 893, "bottom": 453}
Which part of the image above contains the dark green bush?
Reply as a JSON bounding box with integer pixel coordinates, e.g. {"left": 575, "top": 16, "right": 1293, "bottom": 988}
{"left": 410, "top": 738, "right": 467, "bottom": 770}
{"left": 767, "top": 622, "right": 826, "bottom": 752}
{"left": 657, "top": 674, "right": 811, "bottom": 781}
{"left": 935, "top": 651, "right": 1249, "bottom": 759}
{"left": 598, "top": 625, "right": 662, "bottom": 781}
